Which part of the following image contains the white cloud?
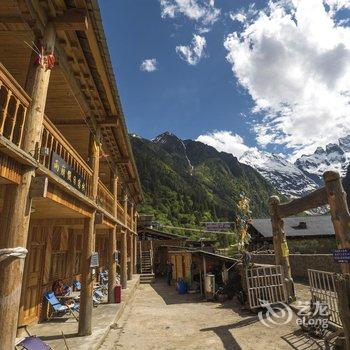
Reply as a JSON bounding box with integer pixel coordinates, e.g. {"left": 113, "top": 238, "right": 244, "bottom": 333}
{"left": 160, "top": 0, "right": 220, "bottom": 32}
{"left": 224, "top": 0, "right": 350, "bottom": 159}
{"left": 196, "top": 130, "right": 251, "bottom": 158}
{"left": 176, "top": 34, "right": 206, "bottom": 65}
{"left": 229, "top": 12, "right": 246, "bottom": 23}
{"left": 140, "top": 59, "right": 158, "bottom": 72}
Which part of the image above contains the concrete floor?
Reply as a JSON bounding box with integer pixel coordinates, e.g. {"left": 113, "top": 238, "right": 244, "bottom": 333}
{"left": 26, "top": 275, "right": 140, "bottom": 350}
{"left": 99, "top": 280, "right": 327, "bottom": 350}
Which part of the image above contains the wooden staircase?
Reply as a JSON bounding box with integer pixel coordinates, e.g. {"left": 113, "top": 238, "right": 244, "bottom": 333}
{"left": 140, "top": 249, "right": 155, "bottom": 284}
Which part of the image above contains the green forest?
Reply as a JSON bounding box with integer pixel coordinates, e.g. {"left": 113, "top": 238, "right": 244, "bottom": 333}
{"left": 131, "top": 133, "right": 277, "bottom": 245}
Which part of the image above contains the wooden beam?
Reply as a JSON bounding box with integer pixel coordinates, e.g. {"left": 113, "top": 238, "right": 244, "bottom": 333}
{"left": 30, "top": 218, "right": 84, "bottom": 227}
{"left": 324, "top": 171, "right": 350, "bottom": 274}
{"left": 29, "top": 177, "right": 48, "bottom": 198}
{"left": 86, "top": 16, "right": 117, "bottom": 115}
{"left": 0, "top": 16, "right": 24, "bottom": 24}
{"left": 277, "top": 187, "right": 328, "bottom": 218}
{"left": 108, "top": 226, "right": 117, "bottom": 303}
{"left": 78, "top": 125, "right": 100, "bottom": 336}
{"left": 269, "top": 196, "right": 295, "bottom": 300}
{"left": 53, "top": 119, "right": 86, "bottom": 126}
{"left": 121, "top": 228, "right": 128, "bottom": 289}
{"left": 116, "top": 158, "right": 130, "bottom": 165}
{"left": 53, "top": 9, "right": 88, "bottom": 31}
{"left": 98, "top": 116, "right": 119, "bottom": 128}
{"left": 95, "top": 212, "right": 104, "bottom": 225}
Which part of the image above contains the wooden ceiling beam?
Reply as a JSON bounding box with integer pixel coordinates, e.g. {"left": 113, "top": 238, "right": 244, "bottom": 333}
{"left": 116, "top": 157, "right": 130, "bottom": 165}
{"left": 54, "top": 119, "right": 87, "bottom": 126}
{"left": 53, "top": 9, "right": 88, "bottom": 31}
{"left": 0, "top": 17, "right": 25, "bottom": 24}
{"left": 98, "top": 116, "right": 119, "bottom": 128}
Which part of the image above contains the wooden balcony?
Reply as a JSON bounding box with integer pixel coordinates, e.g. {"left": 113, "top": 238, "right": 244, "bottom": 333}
{"left": 0, "top": 63, "right": 28, "bottom": 150}
{"left": 97, "top": 181, "right": 114, "bottom": 216}
{"left": 117, "top": 202, "right": 124, "bottom": 223}
{"left": 0, "top": 63, "right": 127, "bottom": 221}
{"left": 39, "top": 117, "right": 94, "bottom": 198}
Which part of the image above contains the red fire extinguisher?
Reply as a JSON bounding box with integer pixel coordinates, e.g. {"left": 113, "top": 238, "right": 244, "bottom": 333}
{"left": 114, "top": 285, "right": 121, "bottom": 303}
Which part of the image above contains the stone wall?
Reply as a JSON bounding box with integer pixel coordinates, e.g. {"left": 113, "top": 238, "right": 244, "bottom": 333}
{"left": 251, "top": 254, "right": 341, "bottom": 279}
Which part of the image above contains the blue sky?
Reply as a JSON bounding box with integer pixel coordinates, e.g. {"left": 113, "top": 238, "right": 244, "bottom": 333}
{"left": 100, "top": 1, "right": 262, "bottom": 145}
{"left": 100, "top": 0, "right": 350, "bottom": 160}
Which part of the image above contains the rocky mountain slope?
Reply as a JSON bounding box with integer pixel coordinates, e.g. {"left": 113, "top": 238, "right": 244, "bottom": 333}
{"left": 240, "top": 149, "right": 319, "bottom": 198}
{"left": 130, "top": 132, "right": 277, "bottom": 229}
{"left": 344, "top": 164, "right": 350, "bottom": 209}
{"left": 295, "top": 135, "right": 350, "bottom": 184}
{"left": 240, "top": 135, "right": 350, "bottom": 198}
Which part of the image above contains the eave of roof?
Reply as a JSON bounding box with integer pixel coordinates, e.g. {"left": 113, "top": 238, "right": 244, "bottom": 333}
{"left": 89, "top": 0, "right": 143, "bottom": 203}
{"left": 250, "top": 215, "right": 335, "bottom": 238}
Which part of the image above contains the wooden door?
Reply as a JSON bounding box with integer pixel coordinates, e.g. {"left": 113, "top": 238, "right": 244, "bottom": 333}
{"left": 18, "top": 227, "right": 46, "bottom": 326}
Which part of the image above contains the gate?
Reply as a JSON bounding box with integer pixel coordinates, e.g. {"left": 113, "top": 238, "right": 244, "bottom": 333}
{"left": 246, "top": 265, "right": 287, "bottom": 309}
{"left": 308, "top": 269, "right": 342, "bottom": 327}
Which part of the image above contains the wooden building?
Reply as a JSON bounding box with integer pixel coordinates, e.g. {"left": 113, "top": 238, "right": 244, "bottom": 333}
{"left": 0, "top": 1, "right": 142, "bottom": 349}
{"left": 248, "top": 215, "right": 336, "bottom": 253}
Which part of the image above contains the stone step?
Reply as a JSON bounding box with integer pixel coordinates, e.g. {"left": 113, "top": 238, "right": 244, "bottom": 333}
{"left": 140, "top": 273, "right": 155, "bottom": 284}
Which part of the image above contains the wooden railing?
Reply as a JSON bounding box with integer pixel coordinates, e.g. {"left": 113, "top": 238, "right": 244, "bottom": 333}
{"left": 0, "top": 64, "right": 130, "bottom": 222}
{"left": 39, "top": 117, "right": 94, "bottom": 198}
{"left": 97, "top": 181, "right": 114, "bottom": 216}
{"left": 0, "top": 63, "right": 29, "bottom": 149}
{"left": 127, "top": 215, "right": 132, "bottom": 229}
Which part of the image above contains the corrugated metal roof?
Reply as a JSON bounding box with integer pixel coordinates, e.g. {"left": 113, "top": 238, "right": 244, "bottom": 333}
{"left": 251, "top": 215, "right": 335, "bottom": 238}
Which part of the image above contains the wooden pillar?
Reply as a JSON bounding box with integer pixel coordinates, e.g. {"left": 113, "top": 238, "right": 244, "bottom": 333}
{"left": 134, "top": 235, "right": 138, "bottom": 273}
{"left": 128, "top": 232, "right": 134, "bottom": 280}
{"left": 120, "top": 229, "right": 128, "bottom": 289}
{"left": 269, "top": 196, "right": 295, "bottom": 300}
{"left": 78, "top": 127, "right": 100, "bottom": 336}
{"left": 0, "top": 24, "right": 55, "bottom": 350}
{"left": 108, "top": 228, "right": 117, "bottom": 302}
{"left": 78, "top": 217, "right": 95, "bottom": 336}
{"left": 324, "top": 171, "right": 350, "bottom": 274}
{"left": 108, "top": 173, "right": 118, "bottom": 302}
{"left": 130, "top": 202, "right": 134, "bottom": 231}
{"left": 121, "top": 193, "right": 129, "bottom": 286}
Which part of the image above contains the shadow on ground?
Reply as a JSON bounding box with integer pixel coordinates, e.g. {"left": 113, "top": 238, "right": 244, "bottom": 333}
{"left": 151, "top": 279, "right": 270, "bottom": 350}
{"left": 282, "top": 329, "right": 327, "bottom": 350}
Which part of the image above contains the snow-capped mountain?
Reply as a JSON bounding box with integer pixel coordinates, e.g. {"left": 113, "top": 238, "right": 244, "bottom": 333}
{"left": 295, "top": 135, "right": 350, "bottom": 183}
{"left": 240, "top": 149, "right": 319, "bottom": 198}
{"left": 240, "top": 135, "right": 350, "bottom": 199}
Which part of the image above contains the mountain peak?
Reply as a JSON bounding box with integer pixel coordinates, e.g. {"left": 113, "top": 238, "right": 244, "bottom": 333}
{"left": 153, "top": 131, "right": 179, "bottom": 144}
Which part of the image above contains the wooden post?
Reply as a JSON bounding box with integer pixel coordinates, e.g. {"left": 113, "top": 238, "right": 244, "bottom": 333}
{"left": 134, "top": 235, "right": 138, "bottom": 273}
{"left": 203, "top": 255, "right": 207, "bottom": 276}
{"left": 108, "top": 228, "right": 117, "bottom": 303}
{"left": 122, "top": 193, "right": 129, "bottom": 285}
{"left": 78, "top": 127, "right": 100, "bottom": 335}
{"left": 324, "top": 171, "right": 350, "bottom": 274}
{"left": 120, "top": 229, "right": 128, "bottom": 289}
{"left": 128, "top": 232, "right": 134, "bottom": 280}
{"left": 269, "top": 196, "right": 295, "bottom": 300}
{"left": 0, "top": 24, "right": 55, "bottom": 350}
{"left": 108, "top": 173, "right": 118, "bottom": 303}
{"left": 78, "top": 217, "right": 95, "bottom": 336}
{"left": 66, "top": 228, "right": 76, "bottom": 278}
